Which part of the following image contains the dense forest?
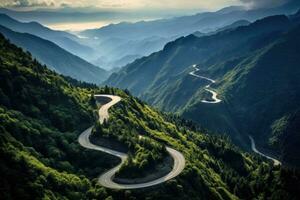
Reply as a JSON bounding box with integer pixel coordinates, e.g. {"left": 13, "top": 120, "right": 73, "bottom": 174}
{"left": 0, "top": 34, "right": 300, "bottom": 199}
{"left": 106, "top": 13, "right": 300, "bottom": 168}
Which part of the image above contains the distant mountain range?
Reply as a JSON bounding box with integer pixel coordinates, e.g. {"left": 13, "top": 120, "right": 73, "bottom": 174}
{"left": 0, "top": 25, "right": 108, "bottom": 84}
{"left": 106, "top": 11, "right": 300, "bottom": 168}
{"left": 2, "top": 3, "right": 299, "bottom": 72}
{"left": 79, "top": 3, "right": 300, "bottom": 70}
{"left": 81, "top": 5, "right": 299, "bottom": 40}
{"left": 207, "top": 20, "right": 251, "bottom": 35}
{"left": 0, "top": 13, "right": 96, "bottom": 61}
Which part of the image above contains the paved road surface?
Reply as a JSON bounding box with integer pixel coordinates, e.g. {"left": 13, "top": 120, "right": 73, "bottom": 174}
{"left": 189, "top": 64, "right": 222, "bottom": 103}
{"left": 78, "top": 94, "right": 185, "bottom": 189}
{"left": 249, "top": 135, "right": 281, "bottom": 166}
{"left": 189, "top": 65, "right": 280, "bottom": 165}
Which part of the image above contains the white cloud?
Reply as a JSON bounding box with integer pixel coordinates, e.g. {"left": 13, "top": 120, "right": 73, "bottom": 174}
{"left": 240, "top": 0, "right": 289, "bottom": 8}
{"left": 3, "top": 0, "right": 293, "bottom": 10}
{"left": 1, "top": 0, "right": 241, "bottom": 10}
{"left": 0, "top": 0, "right": 54, "bottom": 8}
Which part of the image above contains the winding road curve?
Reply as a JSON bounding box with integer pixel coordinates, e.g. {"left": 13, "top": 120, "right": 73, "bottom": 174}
{"left": 249, "top": 135, "right": 281, "bottom": 166}
{"left": 78, "top": 94, "right": 185, "bottom": 189}
{"left": 189, "top": 64, "right": 222, "bottom": 104}
{"left": 189, "top": 64, "right": 280, "bottom": 165}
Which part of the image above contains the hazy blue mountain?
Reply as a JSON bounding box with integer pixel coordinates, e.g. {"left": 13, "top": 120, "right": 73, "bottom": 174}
{"left": 192, "top": 31, "right": 205, "bottom": 37}
{"left": 81, "top": 5, "right": 298, "bottom": 40}
{"left": 105, "top": 13, "right": 300, "bottom": 167}
{"left": 290, "top": 8, "right": 300, "bottom": 23}
{"left": 106, "top": 15, "right": 292, "bottom": 95}
{"left": 92, "top": 35, "right": 172, "bottom": 70}
{"left": 193, "top": 20, "right": 250, "bottom": 37}
{"left": 0, "top": 13, "right": 95, "bottom": 60}
{"left": 79, "top": 4, "right": 300, "bottom": 71}
{"left": 0, "top": 25, "right": 108, "bottom": 84}
{"left": 92, "top": 54, "right": 142, "bottom": 71}
{"left": 211, "top": 20, "right": 250, "bottom": 33}
{"left": 1, "top": 3, "right": 299, "bottom": 72}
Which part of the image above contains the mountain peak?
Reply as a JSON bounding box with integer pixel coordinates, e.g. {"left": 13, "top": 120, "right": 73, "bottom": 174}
{"left": 253, "top": 14, "right": 289, "bottom": 24}
{"left": 0, "top": 13, "right": 16, "bottom": 22}
{"left": 216, "top": 6, "right": 245, "bottom": 14}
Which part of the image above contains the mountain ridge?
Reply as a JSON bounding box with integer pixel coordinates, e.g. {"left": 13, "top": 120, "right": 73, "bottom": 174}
{"left": 0, "top": 25, "right": 108, "bottom": 84}
{"left": 106, "top": 14, "right": 292, "bottom": 96}
{"left": 105, "top": 13, "right": 300, "bottom": 168}
{"left": 0, "top": 13, "right": 95, "bottom": 60}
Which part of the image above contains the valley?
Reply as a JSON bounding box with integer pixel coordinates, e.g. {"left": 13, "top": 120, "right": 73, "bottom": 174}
{"left": 107, "top": 12, "right": 300, "bottom": 169}
{"left": 189, "top": 64, "right": 281, "bottom": 165}
{"left": 249, "top": 135, "right": 281, "bottom": 166}
{"left": 0, "top": 1, "right": 300, "bottom": 199}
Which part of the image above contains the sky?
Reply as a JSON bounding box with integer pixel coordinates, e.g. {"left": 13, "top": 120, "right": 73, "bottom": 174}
{"left": 1, "top": 0, "right": 242, "bottom": 10}
{"left": 0, "top": 0, "right": 294, "bottom": 31}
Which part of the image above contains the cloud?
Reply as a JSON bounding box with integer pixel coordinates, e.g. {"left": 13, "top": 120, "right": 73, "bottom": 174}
{"left": 239, "top": 0, "right": 292, "bottom": 8}
{"left": 0, "top": 0, "right": 54, "bottom": 8}
{"left": 1, "top": 0, "right": 241, "bottom": 10}
{"left": 1, "top": 0, "right": 294, "bottom": 11}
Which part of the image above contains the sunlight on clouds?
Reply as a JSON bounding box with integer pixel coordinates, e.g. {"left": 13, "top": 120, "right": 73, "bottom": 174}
{"left": 0, "top": 0, "right": 244, "bottom": 31}
{"left": 0, "top": 0, "right": 54, "bottom": 7}
{"left": 1, "top": 0, "right": 241, "bottom": 10}
{"left": 47, "top": 21, "right": 116, "bottom": 32}
{"left": 131, "top": 0, "right": 241, "bottom": 10}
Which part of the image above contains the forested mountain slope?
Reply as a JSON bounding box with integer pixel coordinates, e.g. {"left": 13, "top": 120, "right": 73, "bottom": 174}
{"left": 183, "top": 19, "right": 300, "bottom": 168}
{"left": 105, "top": 13, "right": 300, "bottom": 168}
{"left": 1, "top": 34, "right": 299, "bottom": 199}
{"left": 0, "top": 25, "right": 108, "bottom": 84}
{"left": 208, "top": 25, "right": 300, "bottom": 166}
{"left": 106, "top": 15, "right": 292, "bottom": 95}
{"left": 0, "top": 33, "right": 117, "bottom": 199}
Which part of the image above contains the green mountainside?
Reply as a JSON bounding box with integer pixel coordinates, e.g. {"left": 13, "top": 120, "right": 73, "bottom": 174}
{"left": 1, "top": 33, "right": 299, "bottom": 199}
{"left": 105, "top": 14, "right": 300, "bottom": 168}
{"left": 0, "top": 34, "right": 118, "bottom": 199}
{"left": 182, "top": 21, "right": 300, "bottom": 167}
{"left": 106, "top": 15, "right": 292, "bottom": 95}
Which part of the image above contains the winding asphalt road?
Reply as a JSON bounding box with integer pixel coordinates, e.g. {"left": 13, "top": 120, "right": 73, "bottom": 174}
{"left": 189, "top": 64, "right": 222, "bottom": 103}
{"left": 249, "top": 135, "right": 281, "bottom": 166}
{"left": 189, "top": 64, "right": 280, "bottom": 165}
{"left": 78, "top": 94, "right": 185, "bottom": 189}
